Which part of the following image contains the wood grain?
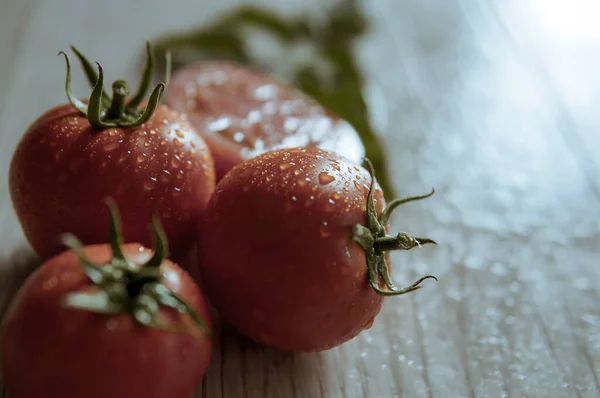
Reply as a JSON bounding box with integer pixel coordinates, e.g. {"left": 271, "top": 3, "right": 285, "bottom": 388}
{"left": 1, "top": 0, "right": 599, "bottom": 397}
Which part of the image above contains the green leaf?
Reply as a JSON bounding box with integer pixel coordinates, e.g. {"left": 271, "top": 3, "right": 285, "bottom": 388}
{"left": 61, "top": 233, "right": 106, "bottom": 284}
{"left": 127, "top": 41, "right": 154, "bottom": 109}
{"left": 58, "top": 51, "right": 89, "bottom": 115}
{"left": 142, "top": 215, "right": 169, "bottom": 269}
{"left": 87, "top": 63, "right": 117, "bottom": 128}
{"left": 104, "top": 197, "right": 127, "bottom": 264}
{"left": 70, "top": 45, "right": 111, "bottom": 107}
{"left": 124, "top": 83, "right": 165, "bottom": 128}
{"left": 63, "top": 291, "right": 123, "bottom": 313}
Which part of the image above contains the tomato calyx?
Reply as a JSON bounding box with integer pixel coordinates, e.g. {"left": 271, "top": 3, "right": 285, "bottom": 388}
{"left": 352, "top": 159, "right": 438, "bottom": 296}
{"left": 61, "top": 199, "right": 209, "bottom": 334}
{"left": 58, "top": 42, "right": 171, "bottom": 129}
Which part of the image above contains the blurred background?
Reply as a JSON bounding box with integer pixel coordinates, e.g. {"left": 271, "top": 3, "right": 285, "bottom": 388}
{"left": 0, "top": 0, "right": 599, "bottom": 397}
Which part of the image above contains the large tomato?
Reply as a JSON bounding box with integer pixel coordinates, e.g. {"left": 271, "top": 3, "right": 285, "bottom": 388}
{"left": 198, "top": 147, "right": 437, "bottom": 351}
{"left": 164, "top": 61, "right": 365, "bottom": 180}
{"left": 1, "top": 202, "right": 212, "bottom": 398}
{"left": 9, "top": 45, "right": 215, "bottom": 259}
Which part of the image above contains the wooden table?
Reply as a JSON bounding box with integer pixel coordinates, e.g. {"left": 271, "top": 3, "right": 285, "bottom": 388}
{"left": 1, "top": 0, "right": 599, "bottom": 397}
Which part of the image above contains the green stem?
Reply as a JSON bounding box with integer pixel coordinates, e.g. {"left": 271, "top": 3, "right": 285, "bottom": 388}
{"left": 374, "top": 233, "right": 437, "bottom": 252}
{"left": 59, "top": 43, "right": 166, "bottom": 129}
{"left": 61, "top": 198, "right": 209, "bottom": 334}
{"left": 352, "top": 157, "right": 438, "bottom": 297}
{"left": 107, "top": 80, "right": 130, "bottom": 119}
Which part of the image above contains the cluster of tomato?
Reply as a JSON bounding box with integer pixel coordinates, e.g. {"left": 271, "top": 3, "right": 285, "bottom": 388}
{"left": 1, "top": 44, "right": 437, "bottom": 398}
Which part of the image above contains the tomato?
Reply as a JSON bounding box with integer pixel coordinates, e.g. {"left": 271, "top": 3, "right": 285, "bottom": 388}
{"left": 164, "top": 61, "right": 365, "bottom": 180}
{"left": 1, "top": 201, "right": 212, "bottom": 398}
{"left": 197, "top": 147, "right": 436, "bottom": 351}
{"left": 9, "top": 45, "right": 215, "bottom": 260}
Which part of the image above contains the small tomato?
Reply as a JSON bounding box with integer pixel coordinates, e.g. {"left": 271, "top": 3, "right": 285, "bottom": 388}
{"left": 165, "top": 61, "right": 364, "bottom": 180}
{"left": 198, "top": 147, "right": 436, "bottom": 351}
{"left": 9, "top": 44, "right": 215, "bottom": 259}
{"left": 1, "top": 200, "right": 212, "bottom": 398}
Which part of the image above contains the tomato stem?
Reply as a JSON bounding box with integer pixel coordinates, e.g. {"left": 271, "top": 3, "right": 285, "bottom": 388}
{"left": 374, "top": 233, "right": 437, "bottom": 252}
{"left": 59, "top": 199, "right": 210, "bottom": 334}
{"left": 59, "top": 43, "right": 170, "bottom": 129}
{"left": 352, "top": 158, "right": 438, "bottom": 296}
{"left": 107, "top": 80, "right": 130, "bottom": 119}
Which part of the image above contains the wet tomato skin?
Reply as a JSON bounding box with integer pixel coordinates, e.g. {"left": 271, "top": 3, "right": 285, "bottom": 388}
{"left": 165, "top": 61, "right": 365, "bottom": 180}
{"left": 1, "top": 243, "right": 212, "bottom": 398}
{"left": 9, "top": 104, "right": 215, "bottom": 259}
{"left": 198, "top": 147, "right": 385, "bottom": 351}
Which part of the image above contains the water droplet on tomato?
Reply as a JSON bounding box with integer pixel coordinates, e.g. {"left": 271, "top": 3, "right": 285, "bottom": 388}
{"left": 104, "top": 141, "right": 119, "bottom": 152}
{"left": 173, "top": 138, "right": 184, "bottom": 147}
{"left": 175, "top": 130, "right": 185, "bottom": 139}
{"left": 159, "top": 170, "right": 171, "bottom": 183}
{"left": 320, "top": 222, "right": 330, "bottom": 237}
{"left": 298, "top": 179, "right": 307, "bottom": 187}
{"left": 185, "top": 160, "right": 193, "bottom": 170}
{"left": 108, "top": 129, "right": 118, "bottom": 136}
{"left": 137, "top": 154, "right": 145, "bottom": 164}
{"left": 331, "top": 163, "right": 341, "bottom": 171}
{"left": 280, "top": 162, "right": 295, "bottom": 170}
{"left": 149, "top": 129, "right": 157, "bottom": 135}
{"left": 171, "top": 155, "right": 181, "bottom": 168}
{"left": 329, "top": 199, "right": 336, "bottom": 205}
{"left": 294, "top": 168, "right": 303, "bottom": 176}
{"left": 333, "top": 192, "right": 342, "bottom": 200}
{"left": 144, "top": 177, "right": 157, "bottom": 190}
{"left": 207, "top": 117, "right": 231, "bottom": 132}
{"left": 106, "top": 319, "right": 118, "bottom": 331}
{"left": 354, "top": 181, "right": 362, "bottom": 190}
{"left": 253, "top": 84, "right": 278, "bottom": 100}
{"left": 354, "top": 166, "right": 360, "bottom": 172}
{"left": 343, "top": 188, "right": 349, "bottom": 195}
{"left": 318, "top": 172, "right": 335, "bottom": 185}
{"left": 43, "top": 276, "right": 59, "bottom": 290}
{"left": 233, "top": 132, "right": 245, "bottom": 143}
{"left": 173, "top": 187, "right": 181, "bottom": 196}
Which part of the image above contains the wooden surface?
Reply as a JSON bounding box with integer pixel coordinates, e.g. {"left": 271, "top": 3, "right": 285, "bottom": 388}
{"left": 1, "top": 0, "right": 599, "bottom": 397}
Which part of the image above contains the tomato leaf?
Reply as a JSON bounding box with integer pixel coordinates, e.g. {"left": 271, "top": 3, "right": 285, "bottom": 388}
{"left": 63, "top": 291, "right": 123, "bottom": 314}
{"left": 70, "top": 45, "right": 112, "bottom": 107}
{"left": 61, "top": 233, "right": 106, "bottom": 284}
{"left": 58, "top": 52, "right": 89, "bottom": 116}
{"left": 127, "top": 42, "right": 154, "bottom": 109}
{"left": 104, "top": 197, "right": 128, "bottom": 266}
{"left": 126, "top": 83, "right": 165, "bottom": 128}
{"left": 159, "top": 288, "right": 211, "bottom": 334}
{"left": 142, "top": 215, "right": 169, "bottom": 269}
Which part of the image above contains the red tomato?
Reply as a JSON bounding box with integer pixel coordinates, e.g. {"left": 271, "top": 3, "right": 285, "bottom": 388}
{"left": 197, "top": 147, "right": 436, "bottom": 351}
{"left": 165, "top": 61, "right": 365, "bottom": 180}
{"left": 9, "top": 47, "right": 215, "bottom": 260}
{"left": 1, "top": 204, "right": 212, "bottom": 398}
